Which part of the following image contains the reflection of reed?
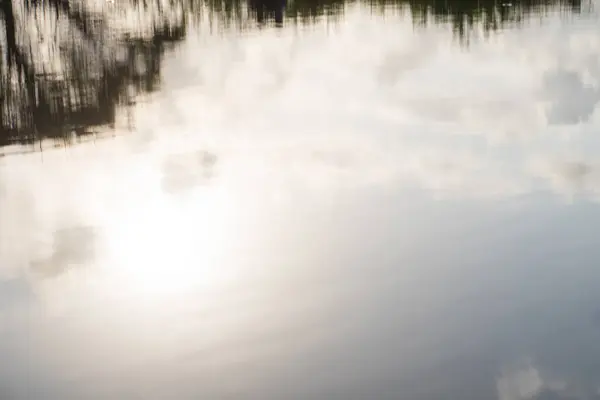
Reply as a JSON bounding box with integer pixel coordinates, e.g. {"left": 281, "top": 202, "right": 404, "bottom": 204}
{"left": 0, "top": 0, "right": 585, "bottom": 147}
{"left": 0, "top": 0, "right": 193, "bottom": 147}
{"left": 253, "top": 0, "right": 583, "bottom": 29}
{"left": 406, "top": 0, "right": 582, "bottom": 40}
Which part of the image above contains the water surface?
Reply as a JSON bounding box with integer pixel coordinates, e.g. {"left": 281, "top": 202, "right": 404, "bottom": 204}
{"left": 2, "top": 0, "right": 600, "bottom": 399}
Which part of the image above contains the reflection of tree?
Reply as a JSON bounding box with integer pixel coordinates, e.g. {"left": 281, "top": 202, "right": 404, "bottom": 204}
{"left": 201, "top": 0, "right": 584, "bottom": 38}
{"left": 249, "top": 0, "right": 287, "bottom": 25}
{"left": 405, "top": 0, "right": 582, "bottom": 42}
{"left": 0, "top": 0, "right": 192, "bottom": 146}
{"left": 263, "top": 0, "right": 583, "bottom": 34}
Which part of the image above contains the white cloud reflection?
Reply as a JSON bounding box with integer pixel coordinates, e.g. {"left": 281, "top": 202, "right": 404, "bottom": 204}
{"left": 498, "top": 361, "right": 545, "bottom": 400}
{"left": 141, "top": 4, "right": 600, "bottom": 202}
{"left": 497, "top": 359, "right": 600, "bottom": 400}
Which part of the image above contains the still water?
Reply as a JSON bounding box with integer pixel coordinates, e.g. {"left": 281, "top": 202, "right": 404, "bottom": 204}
{"left": 2, "top": 0, "right": 600, "bottom": 398}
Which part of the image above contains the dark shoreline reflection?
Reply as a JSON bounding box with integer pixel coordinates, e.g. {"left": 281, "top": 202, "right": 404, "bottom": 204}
{"left": 0, "top": 0, "right": 585, "bottom": 147}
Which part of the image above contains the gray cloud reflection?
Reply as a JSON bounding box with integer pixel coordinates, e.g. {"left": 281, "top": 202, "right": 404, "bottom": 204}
{"left": 541, "top": 69, "right": 600, "bottom": 125}
{"left": 528, "top": 159, "right": 600, "bottom": 200}
{"left": 161, "top": 150, "right": 218, "bottom": 194}
{"left": 498, "top": 360, "right": 600, "bottom": 400}
{"left": 29, "top": 226, "right": 98, "bottom": 278}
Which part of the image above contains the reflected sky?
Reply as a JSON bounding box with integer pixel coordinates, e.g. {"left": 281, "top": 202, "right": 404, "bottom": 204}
{"left": 2, "top": 0, "right": 600, "bottom": 399}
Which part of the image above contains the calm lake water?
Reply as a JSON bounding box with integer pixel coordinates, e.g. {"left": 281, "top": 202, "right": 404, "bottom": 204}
{"left": 2, "top": 0, "right": 600, "bottom": 399}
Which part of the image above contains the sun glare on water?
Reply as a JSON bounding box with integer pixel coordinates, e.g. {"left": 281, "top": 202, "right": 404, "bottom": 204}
{"left": 103, "top": 182, "right": 240, "bottom": 298}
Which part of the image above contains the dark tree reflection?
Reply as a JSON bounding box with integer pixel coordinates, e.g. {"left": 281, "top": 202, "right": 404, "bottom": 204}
{"left": 0, "top": 0, "right": 193, "bottom": 147}
{"left": 0, "top": 0, "right": 585, "bottom": 147}
{"left": 404, "top": 0, "right": 583, "bottom": 42}
{"left": 249, "top": 0, "right": 287, "bottom": 26}
{"left": 260, "top": 0, "right": 584, "bottom": 34}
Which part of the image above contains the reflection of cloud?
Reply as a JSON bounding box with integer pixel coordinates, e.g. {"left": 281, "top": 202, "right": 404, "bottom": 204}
{"left": 528, "top": 159, "right": 600, "bottom": 199}
{"left": 541, "top": 69, "right": 600, "bottom": 125}
{"left": 497, "top": 360, "right": 600, "bottom": 400}
{"left": 378, "top": 40, "right": 438, "bottom": 84}
{"left": 374, "top": 14, "right": 600, "bottom": 136}
{"left": 498, "top": 361, "right": 545, "bottom": 400}
{"left": 30, "top": 226, "right": 98, "bottom": 278}
{"left": 161, "top": 150, "right": 217, "bottom": 194}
